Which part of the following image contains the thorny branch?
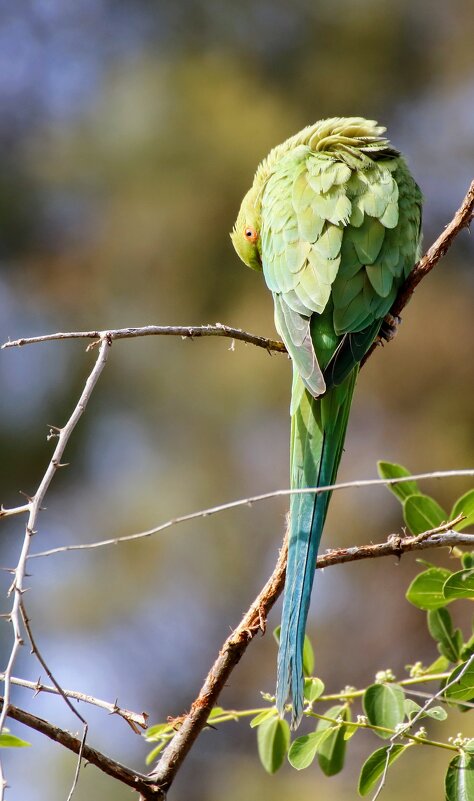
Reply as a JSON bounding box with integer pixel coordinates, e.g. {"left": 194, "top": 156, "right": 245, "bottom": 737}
{"left": 0, "top": 179, "right": 473, "bottom": 798}
{"left": 0, "top": 338, "right": 110, "bottom": 799}
{"left": 0, "top": 698, "right": 159, "bottom": 799}
{"left": 20, "top": 601, "right": 89, "bottom": 801}
{"left": 0, "top": 672, "right": 148, "bottom": 731}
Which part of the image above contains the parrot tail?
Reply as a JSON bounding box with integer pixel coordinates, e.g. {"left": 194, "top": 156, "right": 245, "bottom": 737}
{"left": 276, "top": 369, "right": 357, "bottom": 728}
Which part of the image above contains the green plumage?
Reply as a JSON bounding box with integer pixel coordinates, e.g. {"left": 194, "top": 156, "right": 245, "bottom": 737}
{"left": 231, "top": 117, "right": 422, "bottom": 727}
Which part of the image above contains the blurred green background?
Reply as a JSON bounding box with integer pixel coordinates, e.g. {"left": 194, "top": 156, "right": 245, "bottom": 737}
{"left": 1, "top": 1, "right": 473, "bottom": 799}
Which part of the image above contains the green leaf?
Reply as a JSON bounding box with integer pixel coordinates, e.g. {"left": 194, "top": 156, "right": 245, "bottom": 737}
{"left": 403, "top": 494, "right": 447, "bottom": 535}
{"left": 444, "top": 570, "right": 474, "bottom": 601}
{"left": 445, "top": 751, "right": 474, "bottom": 801}
{"left": 424, "top": 654, "right": 451, "bottom": 674}
{"left": 316, "top": 705, "right": 349, "bottom": 776}
{"left": 343, "top": 722, "right": 359, "bottom": 741}
{"left": 424, "top": 706, "right": 448, "bottom": 721}
{"left": 451, "top": 489, "right": 474, "bottom": 532}
{"left": 303, "top": 634, "right": 315, "bottom": 677}
{"left": 358, "top": 745, "right": 408, "bottom": 796}
{"left": 250, "top": 709, "right": 277, "bottom": 729}
{"left": 462, "top": 553, "right": 474, "bottom": 570}
{"left": 428, "top": 608, "right": 463, "bottom": 662}
{"left": 145, "top": 722, "right": 172, "bottom": 740}
{"left": 403, "top": 698, "right": 421, "bottom": 720}
{"left": 0, "top": 732, "right": 30, "bottom": 748}
{"left": 403, "top": 698, "right": 447, "bottom": 722}
{"left": 462, "top": 633, "right": 474, "bottom": 660}
{"left": 363, "top": 683, "right": 405, "bottom": 739}
{"left": 304, "top": 677, "right": 325, "bottom": 702}
{"left": 207, "top": 706, "right": 225, "bottom": 722}
{"left": 257, "top": 717, "right": 290, "bottom": 774}
{"left": 406, "top": 567, "right": 453, "bottom": 610}
{"left": 288, "top": 728, "right": 336, "bottom": 770}
{"left": 377, "top": 461, "right": 420, "bottom": 502}
{"left": 445, "top": 660, "right": 474, "bottom": 704}
{"left": 146, "top": 742, "right": 167, "bottom": 765}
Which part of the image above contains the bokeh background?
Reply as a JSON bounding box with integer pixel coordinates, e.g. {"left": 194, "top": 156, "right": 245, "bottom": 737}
{"left": 1, "top": 2, "right": 473, "bottom": 799}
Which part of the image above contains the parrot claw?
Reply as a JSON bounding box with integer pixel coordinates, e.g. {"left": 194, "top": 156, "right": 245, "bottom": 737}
{"left": 380, "top": 313, "right": 401, "bottom": 343}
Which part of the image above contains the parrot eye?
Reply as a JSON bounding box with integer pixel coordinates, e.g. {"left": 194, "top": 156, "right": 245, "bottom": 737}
{"left": 244, "top": 226, "right": 258, "bottom": 244}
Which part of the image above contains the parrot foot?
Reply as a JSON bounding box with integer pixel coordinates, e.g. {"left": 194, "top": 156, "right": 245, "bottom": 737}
{"left": 379, "top": 313, "right": 401, "bottom": 344}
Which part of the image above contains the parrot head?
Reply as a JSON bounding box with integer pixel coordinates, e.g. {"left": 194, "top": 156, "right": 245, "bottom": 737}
{"left": 230, "top": 185, "right": 262, "bottom": 272}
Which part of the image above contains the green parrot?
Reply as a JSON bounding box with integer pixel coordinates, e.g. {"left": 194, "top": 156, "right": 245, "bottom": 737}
{"left": 231, "top": 117, "right": 422, "bottom": 728}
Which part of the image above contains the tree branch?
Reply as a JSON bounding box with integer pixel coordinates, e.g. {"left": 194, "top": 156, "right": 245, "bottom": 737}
{"left": 0, "top": 338, "right": 110, "bottom": 798}
{"left": 0, "top": 698, "right": 161, "bottom": 800}
{"left": 1, "top": 324, "right": 286, "bottom": 355}
{"left": 0, "top": 673, "right": 147, "bottom": 732}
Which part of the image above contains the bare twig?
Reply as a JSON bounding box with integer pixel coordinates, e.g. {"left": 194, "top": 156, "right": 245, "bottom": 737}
{"left": 0, "top": 673, "right": 148, "bottom": 732}
{"left": 0, "top": 698, "right": 162, "bottom": 800}
{"left": 28, "top": 470, "right": 474, "bottom": 558}
{"left": 1, "top": 324, "right": 286, "bottom": 355}
{"left": 21, "top": 603, "right": 87, "bottom": 729}
{"left": 0, "top": 338, "right": 110, "bottom": 799}
{"left": 20, "top": 602, "right": 88, "bottom": 800}
{"left": 0, "top": 504, "right": 30, "bottom": 519}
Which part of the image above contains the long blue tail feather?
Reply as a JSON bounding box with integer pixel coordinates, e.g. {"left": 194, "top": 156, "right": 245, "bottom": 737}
{"left": 276, "top": 370, "right": 357, "bottom": 727}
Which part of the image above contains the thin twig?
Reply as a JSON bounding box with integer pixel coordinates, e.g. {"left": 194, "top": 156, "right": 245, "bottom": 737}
{"left": 28, "top": 471, "right": 474, "bottom": 558}
{"left": 20, "top": 602, "right": 88, "bottom": 800}
{"left": 0, "top": 338, "right": 110, "bottom": 800}
{"left": 0, "top": 504, "right": 30, "bottom": 519}
{"left": 0, "top": 673, "right": 148, "bottom": 732}
{"left": 21, "top": 603, "right": 87, "bottom": 728}
{"left": 1, "top": 324, "right": 286, "bottom": 354}
{"left": 0, "top": 698, "right": 162, "bottom": 800}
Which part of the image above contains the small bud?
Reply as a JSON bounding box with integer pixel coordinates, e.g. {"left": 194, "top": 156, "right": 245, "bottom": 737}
{"left": 375, "top": 669, "right": 395, "bottom": 683}
{"left": 414, "top": 727, "right": 427, "bottom": 739}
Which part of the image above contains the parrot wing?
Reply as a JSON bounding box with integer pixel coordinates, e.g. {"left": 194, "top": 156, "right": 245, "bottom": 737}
{"left": 260, "top": 147, "right": 422, "bottom": 382}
